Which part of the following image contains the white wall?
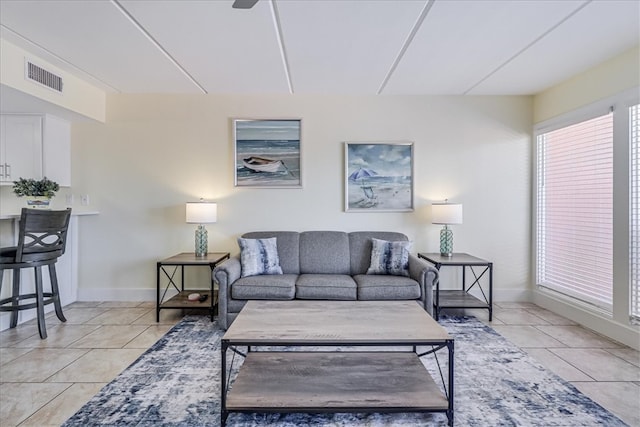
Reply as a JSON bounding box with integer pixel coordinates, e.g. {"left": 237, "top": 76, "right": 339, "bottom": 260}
{"left": 69, "top": 94, "right": 532, "bottom": 301}
{"left": 534, "top": 46, "right": 639, "bottom": 123}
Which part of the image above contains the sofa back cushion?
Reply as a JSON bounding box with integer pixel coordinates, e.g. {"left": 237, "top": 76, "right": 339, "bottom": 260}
{"left": 242, "top": 231, "right": 300, "bottom": 274}
{"left": 349, "top": 231, "right": 409, "bottom": 275}
{"left": 299, "top": 231, "right": 351, "bottom": 274}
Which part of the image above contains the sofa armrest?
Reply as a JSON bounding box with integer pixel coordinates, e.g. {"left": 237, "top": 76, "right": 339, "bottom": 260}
{"left": 408, "top": 254, "right": 438, "bottom": 316}
{"left": 212, "top": 255, "right": 241, "bottom": 329}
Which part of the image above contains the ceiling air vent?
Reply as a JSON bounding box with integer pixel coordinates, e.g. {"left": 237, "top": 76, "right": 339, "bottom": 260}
{"left": 25, "top": 60, "right": 63, "bottom": 93}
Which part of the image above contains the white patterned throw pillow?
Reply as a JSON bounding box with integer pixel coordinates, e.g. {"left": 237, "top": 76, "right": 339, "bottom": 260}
{"left": 366, "top": 238, "right": 412, "bottom": 277}
{"left": 238, "top": 237, "right": 283, "bottom": 277}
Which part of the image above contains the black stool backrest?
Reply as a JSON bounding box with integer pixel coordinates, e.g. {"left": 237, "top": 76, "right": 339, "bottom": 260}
{"left": 14, "top": 208, "right": 72, "bottom": 264}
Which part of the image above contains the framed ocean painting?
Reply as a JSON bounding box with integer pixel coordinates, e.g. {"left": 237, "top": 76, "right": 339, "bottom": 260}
{"left": 344, "top": 142, "right": 414, "bottom": 212}
{"left": 234, "top": 119, "right": 302, "bottom": 187}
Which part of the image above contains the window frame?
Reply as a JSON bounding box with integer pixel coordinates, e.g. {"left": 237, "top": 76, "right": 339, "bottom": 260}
{"left": 630, "top": 103, "right": 639, "bottom": 323}
{"left": 533, "top": 87, "right": 639, "bottom": 323}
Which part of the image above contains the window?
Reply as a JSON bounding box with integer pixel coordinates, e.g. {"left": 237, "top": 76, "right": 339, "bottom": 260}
{"left": 631, "top": 104, "right": 639, "bottom": 322}
{"left": 536, "top": 112, "right": 614, "bottom": 310}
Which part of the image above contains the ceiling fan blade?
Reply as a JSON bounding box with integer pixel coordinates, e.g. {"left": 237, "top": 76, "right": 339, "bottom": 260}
{"left": 232, "top": 0, "right": 259, "bottom": 9}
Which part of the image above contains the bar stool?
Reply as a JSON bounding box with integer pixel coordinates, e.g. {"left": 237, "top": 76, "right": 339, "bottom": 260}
{"left": 0, "top": 208, "right": 72, "bottom": 339}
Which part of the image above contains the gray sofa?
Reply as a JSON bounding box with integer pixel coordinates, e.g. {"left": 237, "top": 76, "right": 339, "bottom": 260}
{"left": 212, "top": 231, "right": 438, "bottom": 330}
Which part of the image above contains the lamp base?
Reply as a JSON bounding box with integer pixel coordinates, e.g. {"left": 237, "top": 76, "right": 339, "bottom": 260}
{"left": 194, "top": 225, "right": 208, "bottom": 257}
{"left": 439, "top": 225, "right": 453, "bottom": 257}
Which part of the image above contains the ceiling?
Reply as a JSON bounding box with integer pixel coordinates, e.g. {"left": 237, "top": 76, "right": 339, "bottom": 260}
{"left": 0, "top": 0, "right": 638, "bottom": 97}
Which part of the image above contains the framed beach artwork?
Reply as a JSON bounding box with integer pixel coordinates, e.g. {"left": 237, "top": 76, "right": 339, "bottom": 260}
{"left": 234, "top": 119, "right": 302, "bottom": 187}
{"left": 344, "top": 142, "right": 414, "bottom": 212}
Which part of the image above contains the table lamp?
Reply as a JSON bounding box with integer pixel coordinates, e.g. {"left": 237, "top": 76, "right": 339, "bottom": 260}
{"left": 186, "top": 200, "right": 217, "bottom": 257}
{"left": 431, "top": 200, "right": 463, "bottom": 257}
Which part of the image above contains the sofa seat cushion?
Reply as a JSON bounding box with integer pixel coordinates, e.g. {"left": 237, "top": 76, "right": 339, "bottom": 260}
{"left": 295, "top": 274, "right": 357, "bottom": 300}
{"left": 231, "top": 274, "right": 297, "bottom": 300}
{"left": 354, "top": 274, "right": 421, "bottom": 300}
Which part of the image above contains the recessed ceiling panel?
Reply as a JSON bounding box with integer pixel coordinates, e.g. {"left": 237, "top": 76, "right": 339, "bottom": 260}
{"left": 276, "top": 0, "right": 426, "bottom": 93}
{"left": 0, "top": 0, "right": 200, "bottom": 93}
{"left": 469, "top": 0, "right": 640, "bottom": 95}
{"left": 383, "top": 0, "right": 587, "bottom": 94}
{"left": 120, "top": 0, "right": 289, "bottom": 94}
{"left": 0, "top": 0, "right": 637, "bottom": 97}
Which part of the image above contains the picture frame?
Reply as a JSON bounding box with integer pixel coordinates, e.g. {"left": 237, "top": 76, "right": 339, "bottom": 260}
{"left": 234, "top": 119, "right": 302, "bottom": 188}
{"left": 344, "top": 142, "right": 414, "bottom": 212}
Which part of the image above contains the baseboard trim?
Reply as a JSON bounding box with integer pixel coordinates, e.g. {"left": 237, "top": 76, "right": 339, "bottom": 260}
{"left": 76, "top": 287, "right": 210, "bottom": 302}
{"left": 533, "top": 289, "right": 640, "bottom": 350}
{"left": 491, "top": 288, "right": 532, "bottom": 302}
{"left": 77, "top": 288, "right": 157, "bottom": 302}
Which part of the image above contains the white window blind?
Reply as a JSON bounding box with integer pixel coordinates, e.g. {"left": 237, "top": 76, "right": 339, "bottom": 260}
{"left": 537, "top": 112, "right": 614, "bottom": 310}
{"left": 631, "top": 104, "right": 639, "bottom": 322}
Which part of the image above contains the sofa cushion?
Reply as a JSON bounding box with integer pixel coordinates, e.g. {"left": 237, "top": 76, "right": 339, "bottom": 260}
{"left": 354, "top": 274, "right": 421, "bottom": 300}
{"left": 231, "top": 274, "right": 297, "bottom": 300}
{"left": 238, "top": 237, "right": 283, "bottom": 277}
{"left": 366, "top": 238, "right": 412, "bottom": 276}
{"left": 299, "top": 231, "right": 351, "bottom": 274}
{"left": 295, "top": 274, "right": 357, "bottom": 300}
{"left": 349, "top": 231, "right": 409, "bottom": 275}
{"left": 242, "top": 231, "right": 300, "bottom": 274}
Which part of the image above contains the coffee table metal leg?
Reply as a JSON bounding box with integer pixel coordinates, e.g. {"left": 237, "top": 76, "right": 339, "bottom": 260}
{"left": 221, "top": 340, "right": 228, "bottom": 427}
{"left": 447, "top": 339, "right": 455, "bottom": 426}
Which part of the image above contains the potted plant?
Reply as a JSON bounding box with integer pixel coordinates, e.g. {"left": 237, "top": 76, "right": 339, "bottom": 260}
{"left": 12, "top": 177, "right": 60, "bottom": 208}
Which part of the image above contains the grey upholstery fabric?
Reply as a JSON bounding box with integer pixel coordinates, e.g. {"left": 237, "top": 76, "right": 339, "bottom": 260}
{"left": 231, "top": 274, "right": 297, "bottom": 300}
{"left": 299, "top": 231, "right": 350, "bottom": 274}
{"left": 242, "top": 232, "right": 300, "bottom": 274}
{"left": 353, "top": 274, "right": 421, "bottom": 300}
{"left": 348, "top": 231, "right": 408, "bottom": 275}
{"left": 227, "top": 298, "right": 247, "bottom": 314}
{"left": 295, "top": 274, "right": 357, "bottom": 300}
{"left": 213, "top": 255, "right": 242, "bottom": 330}
{"left": 212, "top": 231, "right": 438, "bottom": 330}
{"left": 408, "top": 254, "right": 436, "bottom": 312}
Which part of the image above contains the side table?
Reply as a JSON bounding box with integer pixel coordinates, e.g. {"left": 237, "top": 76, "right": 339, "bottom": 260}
{"left": 418, "top": 253, "right": 493, "bottom": 321}
{"left": 156, "top": 252, "right": 230, "bottom": 322}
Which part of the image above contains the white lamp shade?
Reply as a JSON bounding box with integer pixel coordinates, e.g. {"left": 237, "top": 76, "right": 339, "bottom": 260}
{"left": 431, "top": 203, "right": 463, "bottom": 225}
{"left": 186, "top": 202, "right": 217, "bottom": 224}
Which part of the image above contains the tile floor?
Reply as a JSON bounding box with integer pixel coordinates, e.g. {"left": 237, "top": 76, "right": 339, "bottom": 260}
{"left": 0, "top": 301, "right": 639, "bottom": 426}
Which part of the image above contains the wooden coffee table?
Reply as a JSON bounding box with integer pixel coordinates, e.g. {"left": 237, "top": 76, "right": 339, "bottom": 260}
{"left": 221, "top": 300, "right": 454, "bottom": 426}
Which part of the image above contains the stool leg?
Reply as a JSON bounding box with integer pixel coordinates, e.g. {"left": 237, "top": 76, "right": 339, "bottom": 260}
{"left": 10, "top": 268, "right": 21, "bottom": 329}
{"left": 34, "top": 266, "right": 47, "bottom": 339}
{"left": 48, "top": 263, "right": 66, "bottom": 323}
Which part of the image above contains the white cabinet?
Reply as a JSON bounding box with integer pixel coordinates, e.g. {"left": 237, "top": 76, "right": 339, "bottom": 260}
{"left": 42, "top": 114, "right": 71, "bottom": 186}
{"left": 0, "top": 114, "right": 70, "bottom": 186}
{"left": 0, "top": 115, "right": 42, "bottom": 183}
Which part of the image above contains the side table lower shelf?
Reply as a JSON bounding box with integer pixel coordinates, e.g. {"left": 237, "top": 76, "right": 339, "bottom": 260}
{"left": 159, "top": 290, "right": 219, "bottom": 311}
{"left": 436, "top": 290, "right": 490, "bottom": 311}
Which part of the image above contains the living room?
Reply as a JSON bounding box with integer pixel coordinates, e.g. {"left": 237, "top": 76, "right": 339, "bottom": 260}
{"left": 0, "top": 1, "right": 638, "bottom": 426}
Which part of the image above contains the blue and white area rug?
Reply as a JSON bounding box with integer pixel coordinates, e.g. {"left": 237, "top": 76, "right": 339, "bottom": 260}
{"left": 63, "top": 315, "right": 627, "bottom": 426}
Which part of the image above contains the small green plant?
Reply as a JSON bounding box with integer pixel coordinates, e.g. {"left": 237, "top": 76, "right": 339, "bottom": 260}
{"left": 12, "top": 177, "right": 60, "bottom": 198}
